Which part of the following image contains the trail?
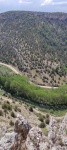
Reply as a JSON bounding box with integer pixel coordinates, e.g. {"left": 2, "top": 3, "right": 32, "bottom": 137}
{"left": 37, "top": 85, "right": 58, "bottom": 89}
{"left": 33, "top": 108, "right": 63, "bottom": 119}
{"left": 29, "top": 81, "right": 58, "bottom": 89}
{"left": 0, "top": 62, "right": 19, "bottom": 74}
{"left": 0, "top": 62, "right": 58, "bottom": 89}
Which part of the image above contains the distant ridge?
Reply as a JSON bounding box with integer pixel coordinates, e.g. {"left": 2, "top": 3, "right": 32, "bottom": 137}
{"left": 0, "top": 11, "right": 67, "bottom": 86}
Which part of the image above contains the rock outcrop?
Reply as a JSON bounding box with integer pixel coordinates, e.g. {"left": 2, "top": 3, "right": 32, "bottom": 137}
{"left": 0, "top": 113, "right": 67, "bottom": 150}
{"left": 0, "top": 132, "right": 21, "bottom": 150}
{"left": 14, "top": 114, "right": 31, "bottom": 139}
{"left": 25, "top": 127, "right": 50, "bottom": 150}
{"left": 0, "top": 114, "right": 31, "bottom": 150}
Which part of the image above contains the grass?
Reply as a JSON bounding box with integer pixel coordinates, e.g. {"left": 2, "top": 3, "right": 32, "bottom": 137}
{"left": 39, "top": 107, "right": 67, "bottom": 117}
{"left": 0, "top": 65, "right": 15, "bottom": 76}
{"left": 42, "top": 127, "right": 48, "bottom": 136}
{"left": 0, "top": 88, "right": 6, "bottom": 96}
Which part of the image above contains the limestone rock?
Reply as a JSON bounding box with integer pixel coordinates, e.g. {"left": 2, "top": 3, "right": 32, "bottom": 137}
{"left": 52, "top": 146, "right": 67, "bottom": 150}
{"left": 25, "top": 127, "right": 50, "bottom": 150}
{"left": 48, "top": 116, "right": 57, "bottom": 141}
{"left": 0, "top": 113, "right": 67, "bottom": 150}
{"left": 0, "top": 132, "right": 21, "bottom": 150}
{"left": 14, "top": 114, "right": 31, "bottom": 139}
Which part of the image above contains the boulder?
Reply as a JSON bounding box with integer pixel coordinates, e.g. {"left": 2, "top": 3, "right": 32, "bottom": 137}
{"left": 14, "top": 114, "right": 31, "bottom": 139}
{"left": 25, "top": 127, "right": 50, "bottom": 150}
{"left": 0, "top": 132, "right": 21, "bottom": 150}
{"left": 0, "top": 114, "right": 67, "bottom": 150}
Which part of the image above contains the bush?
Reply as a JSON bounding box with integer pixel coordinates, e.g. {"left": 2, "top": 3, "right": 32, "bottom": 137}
{"left": 6, "top": 101, "right": 10, "bottom": 104}
{"left": 29, "top": 106, "right": 33, "bottom": 112}
{"left": 59, "top": 138, "right": 63, "bottom": 146}
{"left": 42, "top": 127, "right": 48, "bottom": 136}
{"left": 4, "top": 109, "right": 8, "bottom": 116}
{"left": 14, "top": 105, "right": 18, "bottom": 112}
{"left": 45, "top": 118, "right": 50, "bottom": 124}
{"left": 9, "top": 120, "right": 14, "bottom": 126}
{"left": 11, "top": 111, "right": 16, "bottom": 118}
{"left": 65, "top": 129, "right": 67, "bottom": 135}
{"left": 18, "top": 108, "right": 21, "bottom": 112}
{"left": 39, "top": 122, "right": 46, "bottom": 128}
{"left": 38, "top": 116, "right": 44, "bottom": 122}
{"left": 0, "top": 110, "right": 3, "bottom": 116}
{"left": 2, "top": 102, "right": 12, "bottom": 111}
{"left": 46, "top": 114, "right": 49, "bottom": 118}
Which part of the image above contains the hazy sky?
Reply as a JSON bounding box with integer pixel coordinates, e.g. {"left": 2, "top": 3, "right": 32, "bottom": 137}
{"left": 0, "top": 0, "right": 67, "bottom": 13}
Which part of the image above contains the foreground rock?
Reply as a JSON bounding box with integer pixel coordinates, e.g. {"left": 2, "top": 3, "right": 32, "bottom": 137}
{"left": 0, "top": 113, "right": 67, "bottom": 150}
{"left": 14, "top": 114, "right": 31, "bottom": 139}
{"left": 0, "top": 132, "right": 21, "bottom": 150}
{"left": 25, "top": 127, "right": 50, "bottom": 150}
{"left": 0, "top": 115, "right": 31, "bottom": 150}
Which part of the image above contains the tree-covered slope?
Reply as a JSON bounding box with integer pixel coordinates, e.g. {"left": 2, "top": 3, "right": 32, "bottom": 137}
{"left": 0, "top": 69, "right": 67, "bottom": 109}
{"left": 0, "top": 11, "right": 67, "bottom": 86}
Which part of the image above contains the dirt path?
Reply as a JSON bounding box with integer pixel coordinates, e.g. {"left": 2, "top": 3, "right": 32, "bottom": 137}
{"left": 37, "top": 85, "right": 58, "bottom": 89}
{"left": 33, "top": 108, "right": 46, "bottom": 116}
{"left": 0, "top": 62, "right": 58, "bottom": 89}
{"left": 0, "top": 62, "right": 20, "bottom": 74}
{"left": 30, "top": 81, "right": 58, "bottom": 89}
{"left": 33, "top": 108, "right": 63, "bottom": 119}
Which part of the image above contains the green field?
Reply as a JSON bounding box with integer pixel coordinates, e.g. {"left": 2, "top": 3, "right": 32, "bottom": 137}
{"left": 0, "top": 65, "right": 67, "bottom": 110}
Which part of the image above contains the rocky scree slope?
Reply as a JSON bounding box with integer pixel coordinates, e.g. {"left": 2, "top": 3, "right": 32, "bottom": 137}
{"left": 0, "top": 11, "right": 67, "bottom": 85}
{"left": 0, "top": 113, "right": 67, "bottom": 150}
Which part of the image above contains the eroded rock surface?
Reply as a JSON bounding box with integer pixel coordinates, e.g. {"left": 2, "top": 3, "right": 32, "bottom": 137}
{"left": 0, "top": 132, "right": 21, "bottom": 150}
{"left": 14, "top": 114, "right": 31, "bottom": 139}
{"left": 0, "top": 113, "right": 67, "bottom": 150}
{"left": 25, "top": 127, "right": 50, "bottom": 150}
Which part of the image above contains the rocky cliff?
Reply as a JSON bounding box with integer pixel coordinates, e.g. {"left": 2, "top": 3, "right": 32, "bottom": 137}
{"left": 0, "top": 114, "right": 67, "bottom": 150}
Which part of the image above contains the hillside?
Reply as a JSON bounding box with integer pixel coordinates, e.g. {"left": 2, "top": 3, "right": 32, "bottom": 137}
{"left": 0, "top": 64, "right": 67, "bottom": 150}
{"left": 0, "top": 64, "right": 67, "bottom": 109}
{"left": 0, "top": 11, "right": 67, "bottom": 86}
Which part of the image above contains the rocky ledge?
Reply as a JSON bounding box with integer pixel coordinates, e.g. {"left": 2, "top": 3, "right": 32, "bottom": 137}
{"left": 0, "top": 113, "right": 67, "bottom": 150}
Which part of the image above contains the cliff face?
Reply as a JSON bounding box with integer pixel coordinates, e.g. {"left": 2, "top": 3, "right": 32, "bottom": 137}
{"left": 0, "top": 114, "right": 67, "bottom": 150}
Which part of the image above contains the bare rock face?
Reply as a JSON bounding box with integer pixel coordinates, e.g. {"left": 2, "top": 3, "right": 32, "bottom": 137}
{"left": 25, "top": 127, "right": 50, "bottom": 150}
{"left": 14, "top": 114, "right": 31, "bottom": 139}
{"left": 48, "top": 116, "right": 57, "bottom": 141}
{"left": 48, "top": 113, "right": 67, "bottom": 150}
{"left": 52, "top": 146, "right": 67, "bottom": 150}
{"left": 0, "top": 114, "right": 31, "bottom": 150}
{"left": 0, "top": 132, "right": 21, "bottom": 150}
{"left": 0, "top": 113, "right": 67, "bottom": 150}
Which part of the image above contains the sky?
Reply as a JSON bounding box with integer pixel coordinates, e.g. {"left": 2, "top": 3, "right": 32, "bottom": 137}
{"left": 0, "top": 0, "right": 67, "bottom": 13}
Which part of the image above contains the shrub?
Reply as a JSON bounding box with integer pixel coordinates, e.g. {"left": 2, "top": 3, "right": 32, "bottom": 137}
{"left": 46, "top": 114, "right": 49, "bottom": 118}
{"left": 29, "top": 106, "right": 33, "bottom": 112}
{"left": 9, "top": 120, "right": 14, "bottom": 126}
{"left": 0, "top": 110, "right": 3, "bottom": 116}
{"left": 12, "top": 100, "right": 15, "bottom": 104}
{"left": 14, "top": 105, "right": 18, "bottom": 112}
{"left": 4, "top": 109, "right": 8, "bottom": 117}
{"left": 2, "top": 102, "right": 12, "bottom": 111}
{"left": 45, "top": 118, "right": 50, "bottom": 124}
{"left": 42, "top": 127, "right": 48, "bottom": 136}
{"left": 59, "top": 138, "right": 63, "bottom": 146}
{"left": 11, "top": 111, "right": 16, "bottom": 118}
{"left": 65, "top": 129, "right": 67, "bottom": 135}
{"left": 18, "top": 108, "right": 21, "bottom": 112}
{"left": 6, "top": 101, "right": 10, "bottom": 104}
{"left": 38, "top": 116, "right": 44, "bottom": 122}
{"left": 39, "top": 122, "right": 46, "bottom": 128}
